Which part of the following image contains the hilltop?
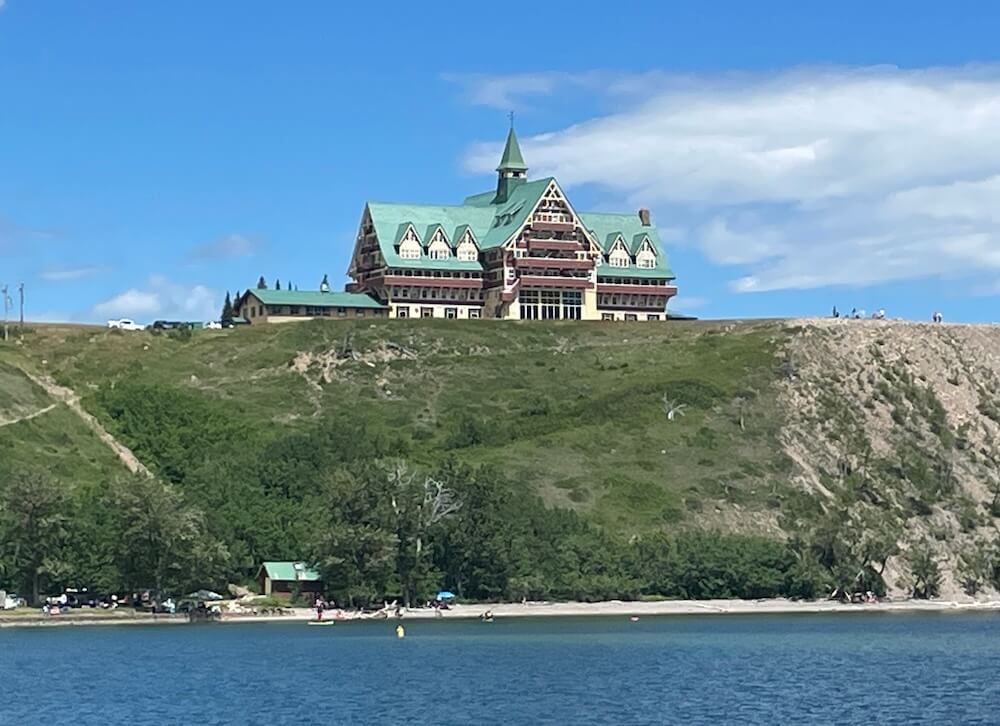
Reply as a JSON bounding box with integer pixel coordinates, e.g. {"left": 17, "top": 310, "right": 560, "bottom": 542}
{"left": 2, "top": 318, "right": 1000, "bottom": 601}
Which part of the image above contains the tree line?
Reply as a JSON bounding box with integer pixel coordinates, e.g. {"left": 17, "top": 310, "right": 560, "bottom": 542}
{"left": 3, "top": 381, "right": 998, "bottom": 605}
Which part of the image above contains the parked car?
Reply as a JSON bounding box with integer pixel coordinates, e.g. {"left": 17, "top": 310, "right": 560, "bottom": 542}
{"left": 107, "top": 318, "right": 143, "bottom": 331}
{"left": 2, "top": 592, "right": 25, "bottom": 610}
{"left": 150, "top": 320, "right": 189, "bottom": 331}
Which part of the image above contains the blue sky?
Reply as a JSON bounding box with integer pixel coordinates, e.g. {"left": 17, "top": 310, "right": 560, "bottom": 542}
{"left": 3, "top": 1, "right": 1000, "bottom": 322}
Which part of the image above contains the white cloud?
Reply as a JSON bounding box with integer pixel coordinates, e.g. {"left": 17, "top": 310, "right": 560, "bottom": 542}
{"left": 189, "top": 233, "right": 261, "bottom": 260}
{"left": 458, "top": 65, "right": 1000, "bottom": 292}
{"left": 91, "top": 276, "right": 218, "bottom": 323}
{"left": 41, "top": 266, "right": 105, "bottom": 282}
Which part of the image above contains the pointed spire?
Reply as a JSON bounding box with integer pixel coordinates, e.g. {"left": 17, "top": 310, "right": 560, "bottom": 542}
{"left": 496, "top": 126, "right": 527, "bottom": 173}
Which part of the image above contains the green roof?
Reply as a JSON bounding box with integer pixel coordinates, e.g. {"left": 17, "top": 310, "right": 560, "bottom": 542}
{"left": 260, "top": 561, "right": 321, "bottom": 582}
{"left": 245, "top": 289, "right": 386, "bottom": 309}
{"left": 496, "top": 127, "right": 528, "bottom": 172}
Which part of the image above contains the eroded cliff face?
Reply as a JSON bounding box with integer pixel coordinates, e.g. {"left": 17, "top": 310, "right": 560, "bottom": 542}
{"left": 778, "top": 319, "right": 1000, "bottom": 597}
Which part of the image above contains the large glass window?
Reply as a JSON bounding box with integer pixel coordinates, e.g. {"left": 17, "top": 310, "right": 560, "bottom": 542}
{"left": 519, "top": 290, "right": 581, "bottom": 320}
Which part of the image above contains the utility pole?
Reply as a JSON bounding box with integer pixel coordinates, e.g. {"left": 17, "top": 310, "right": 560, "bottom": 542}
{"left": 18, "top": 282, "right": 24, "bottom": 329}
{"left": 1, "top": 284, "right": 8, "bottom": 342}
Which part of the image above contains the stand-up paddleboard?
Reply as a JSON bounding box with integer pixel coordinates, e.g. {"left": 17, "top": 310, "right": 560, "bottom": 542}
{"left": 307, "top": 620, "right": 336, "bottom": 626}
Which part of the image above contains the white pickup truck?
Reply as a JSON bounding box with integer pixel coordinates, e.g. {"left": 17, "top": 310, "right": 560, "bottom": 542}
{"left": 106, "top": 318, "right": 144, "bottom": 331}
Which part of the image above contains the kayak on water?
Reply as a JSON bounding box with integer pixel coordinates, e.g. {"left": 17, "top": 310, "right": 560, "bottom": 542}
{"left": 307, "top": 621, "right": 336, "bottom": 627}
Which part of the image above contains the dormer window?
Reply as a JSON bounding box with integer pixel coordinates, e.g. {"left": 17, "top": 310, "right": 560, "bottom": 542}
{"left": 636, "top": 237, "right": 657, "bottom": 269}
{"left": 398, "top": 226, "right": 421, "bottom": 259}
{"left": 456, "top": 231, "right": 478, "bottom": 261}
{"left": 608, "top": 236, "right": 630, "bottom": 268}
{"left": 427, "top": 228, "right": 450, "bottom": 260}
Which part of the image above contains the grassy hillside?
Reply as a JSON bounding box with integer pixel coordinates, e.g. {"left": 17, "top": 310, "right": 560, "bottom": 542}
{"left": 3, "top": 318, "right": 1000, "bottom": 600}
{"left": 1, "top": 320, "right": 789, "bottom": 531}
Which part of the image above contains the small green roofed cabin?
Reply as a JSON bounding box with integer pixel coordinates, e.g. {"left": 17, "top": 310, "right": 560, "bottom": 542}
{"left": 235, "top": 281, "right": 388, "bottom": 325}
{"left": 257, "top": 561, "right": 323, "bottom": 599}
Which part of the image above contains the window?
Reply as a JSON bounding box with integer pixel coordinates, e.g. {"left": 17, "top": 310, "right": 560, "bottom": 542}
{"left": 396, "top": 307, "right": 409, "bottom": 319}
{"left": 609, "top": 251, "right": 630, "bottom": 268}
{"left": 468, "top": 309, "right": 481, "bottom": 319}
{"left": 421, "top": 307, "right": 433, "bottom": 318}
{"left": 398, "top": 226, "right": 422, "bottom": 259}
{"left": 445, "top": 307, "right": 457, "bottom": 319}
{"left": 428, "top": 240, "right": 450, "bottom": 260}
{"left": 400, "top": 288, "right": 409, "bottom": 298}
{"left": 602, "top": 313, "right": 614, "bottom": 321}
{"left": 356, "top": 309, "right": 365, "bottom": 317}
{"left": 646, "top": 314, "right": 660, "bottom": 321}
{"left": 337, "top": 307, "right": 346, "bottom": 318}
{"left": 457, "top": 239, "right": 478, "bottom": 261}
{"left": 625, "top": 313, "right": 637, "bottom": 321}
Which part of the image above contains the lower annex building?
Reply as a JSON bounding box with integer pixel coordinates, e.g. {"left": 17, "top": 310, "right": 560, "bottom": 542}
{"left": 236, "top": 127, "right": 677, "bottom": 323}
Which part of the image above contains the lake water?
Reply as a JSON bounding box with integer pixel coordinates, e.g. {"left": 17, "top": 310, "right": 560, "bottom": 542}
{"left": 3, "top": 613, "right": 999, "bottom": 724}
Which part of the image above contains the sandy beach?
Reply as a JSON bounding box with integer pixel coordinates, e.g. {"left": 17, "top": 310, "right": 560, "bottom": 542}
{"left": 5, "top": 597, "right": 1000, "bottom": 628}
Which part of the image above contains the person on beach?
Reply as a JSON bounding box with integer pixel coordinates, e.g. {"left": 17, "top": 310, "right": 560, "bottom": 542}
{"left": 314, "top": 597, "right": 325, "bottom": 621}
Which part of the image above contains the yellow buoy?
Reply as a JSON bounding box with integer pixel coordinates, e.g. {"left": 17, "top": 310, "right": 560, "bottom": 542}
{"left": 395, "top": 624, "right": 405, "bottom": 639}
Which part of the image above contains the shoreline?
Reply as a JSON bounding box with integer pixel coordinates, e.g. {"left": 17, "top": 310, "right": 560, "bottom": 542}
{"left": 3, "top": 597, "right": 1000, "bottom": 629}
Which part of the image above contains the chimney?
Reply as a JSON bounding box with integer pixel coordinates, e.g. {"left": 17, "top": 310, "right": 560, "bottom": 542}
{"left": 638, "top": 208, "right": 651, "bottom": 226}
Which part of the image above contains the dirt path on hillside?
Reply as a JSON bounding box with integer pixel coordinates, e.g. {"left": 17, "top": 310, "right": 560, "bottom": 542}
{"left": 18, "top": 369, "right": 152, "bottom": 477}
{"left": 0, "top": 403, "right": 57, "bottom": 428}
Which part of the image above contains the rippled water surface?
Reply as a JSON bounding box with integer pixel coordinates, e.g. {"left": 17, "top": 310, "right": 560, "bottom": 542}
{"left": 4, "top": 613, "right": 1000, "bottom": 724}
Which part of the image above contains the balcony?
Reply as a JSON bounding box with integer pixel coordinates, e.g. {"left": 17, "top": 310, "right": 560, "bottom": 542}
{"left": 597, "top": 283, "right": 677, "bottom": 297}
{"left": 526, "top": 238, "right": 583, "bottom": 252}
{"left": 501, "top": 278, "right": 520, "bottom": 302}
{"left": 518, "top": 275, "right": 592, "bottom": 289}
{"left": 529, "top": 221, "right": 575, "bottom": 233}
{"left": 514, "top": 257, "right": 593, "bottom": 271}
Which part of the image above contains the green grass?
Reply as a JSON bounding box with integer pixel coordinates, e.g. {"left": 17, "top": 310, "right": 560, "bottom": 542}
{"left": 0, "top": 320, "right": 790, "bottom": 535}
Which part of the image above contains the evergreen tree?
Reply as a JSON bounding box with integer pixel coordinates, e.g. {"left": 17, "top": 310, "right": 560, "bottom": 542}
{"left": 221, "top": 292, "right": 234, "bottom": 323}
{"left": 275, "top": 279, "right": 282, "bottom": 290}
{"left": 0, "top": 473, "right": 71, "bottom": 605}
{"left": 256, "top": 276, "right": 267, "bottom": 290}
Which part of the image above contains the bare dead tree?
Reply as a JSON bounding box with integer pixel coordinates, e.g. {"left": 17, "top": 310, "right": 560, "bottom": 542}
{"left": 386, "top": 462, "right": 462, "bottom": 604}
{"left": 662, "top": 394, "right": 687, "bottom": 421}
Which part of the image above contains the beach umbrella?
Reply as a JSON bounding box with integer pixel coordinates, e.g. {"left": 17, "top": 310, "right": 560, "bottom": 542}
{"left": 437, "top": 591, "right": 456, "bottom": 600}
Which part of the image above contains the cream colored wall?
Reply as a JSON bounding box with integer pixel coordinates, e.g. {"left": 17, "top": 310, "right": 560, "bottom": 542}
{"left": 389, "top": 301, "right": 483, "bottom": 319}
{"left": 582, "top": 287, "right": 600, "bottom": 321}
{"left": 596, "top": 309, "right": 665, "bottom": 321}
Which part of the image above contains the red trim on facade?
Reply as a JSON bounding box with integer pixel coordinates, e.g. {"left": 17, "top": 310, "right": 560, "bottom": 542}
{"left": 597, "top": 283, "right": 678, "bottom": 296}
{"left": 380, "top": 275, "right": 484, "bottom": 289}
{"left": 518, "top": 275, "right": 592, "bottom": 289}
{"left": 513, "top": 257, "right": 593, "bottom": 270}
{"left": 597, "top": 305, "right": 667, "bottom": 312}
{"left": 391, "top": 297, "right": 485, "bottom": 306}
